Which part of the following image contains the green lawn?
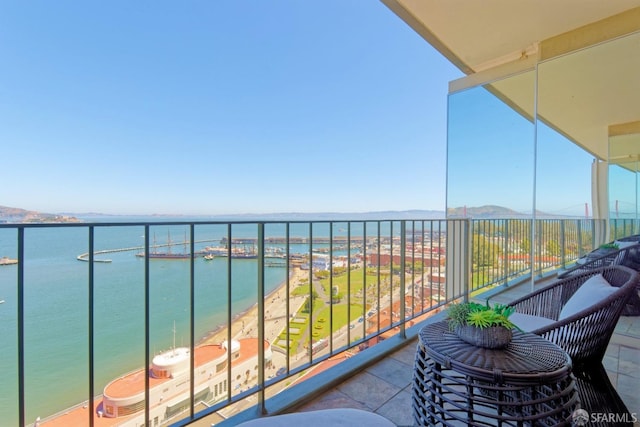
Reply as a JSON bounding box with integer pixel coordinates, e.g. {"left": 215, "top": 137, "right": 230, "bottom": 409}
{"left": 291, "top": 279, "right": 311, "bottom": 297}
{"left": 320, "top": 267, "right": 390, "bottom": 300}
{"left": 277, "top": 268, "right": 389, "bottom": 353}
{"left": 308, "top": 303, "right": 365, "bottom": 340}
{"left": 275, "top": 296, "right": 325, "bottom": 353}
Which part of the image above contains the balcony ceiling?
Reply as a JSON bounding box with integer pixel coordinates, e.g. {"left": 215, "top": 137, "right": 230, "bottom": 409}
{"left": 382, "top": 0, "right": 640, "bottom": 160}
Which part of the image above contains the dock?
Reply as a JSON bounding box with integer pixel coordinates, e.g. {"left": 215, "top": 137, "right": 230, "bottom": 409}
{"left": 221, "top": 236, "right": 367, "bottom": 245}
{"left": 76, "top": 238, "right": 220, "bottom": 262}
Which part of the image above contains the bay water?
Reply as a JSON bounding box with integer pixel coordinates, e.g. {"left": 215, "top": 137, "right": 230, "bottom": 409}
{"left": 0, "top": 218, "right": 298, "bottom": 426}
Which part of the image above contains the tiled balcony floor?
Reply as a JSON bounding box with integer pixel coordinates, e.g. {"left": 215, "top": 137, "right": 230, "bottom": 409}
{"left": 292, "top": 282, "right": 640, "bottom": 426}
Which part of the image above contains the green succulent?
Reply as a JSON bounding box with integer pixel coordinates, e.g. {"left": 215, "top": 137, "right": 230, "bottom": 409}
{"left": 447, "top": 301, "right": 516, "bottom": 330}
{"left": 599, "top": 243, "right": 619, "bottom": 250}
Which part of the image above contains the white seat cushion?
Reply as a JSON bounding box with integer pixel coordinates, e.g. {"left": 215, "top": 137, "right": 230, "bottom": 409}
{"left": 235, "top": 409, "right": 396, "bottom": 427}
{"left": 510, "top": 312, "right": 555, "bottom": 332}
{"left": 615, "top": 240, "right": 637, "bottom": 249}
{"left": 559, "top": 273, "right": 617, "bottom": 319}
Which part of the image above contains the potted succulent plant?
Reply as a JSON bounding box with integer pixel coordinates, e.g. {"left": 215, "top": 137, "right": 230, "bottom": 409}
{"left": 599, "top": 242, "right": 619, "bottom": 250}
{"left": 447, "top": 301, "right": 516, "bottom": 349}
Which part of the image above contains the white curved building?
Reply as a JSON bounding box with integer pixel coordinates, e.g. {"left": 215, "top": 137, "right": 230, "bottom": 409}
{"left": 95, "top": 338, "right": 271, "bottom": 426}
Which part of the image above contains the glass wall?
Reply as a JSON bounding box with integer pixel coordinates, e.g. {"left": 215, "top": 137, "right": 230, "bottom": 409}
{"left": 447, "top": 30, "right": 640, "bottom": 223}
{"left": 447, "top": 30, "right": 640, "bottom": 286}
{"left": 609, "top": 132, "right": 640, "bottom": 219}
{"left": 446, "top": 71, "right": 535, "bottom": 217}
{"left": 537, "top": 31, "right": 640, "bottom": 221}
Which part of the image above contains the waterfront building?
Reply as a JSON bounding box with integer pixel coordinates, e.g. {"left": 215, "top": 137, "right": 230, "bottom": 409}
{"left": 43, "top": 339, "right": 271, "bottom": 427}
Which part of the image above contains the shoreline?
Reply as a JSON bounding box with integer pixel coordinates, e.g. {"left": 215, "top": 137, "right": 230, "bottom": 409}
{"left": 37, "top": 267, "right": 308, "bottom": 427}
{"left": 199, "top": 266, "right": 308, "bottom": 346}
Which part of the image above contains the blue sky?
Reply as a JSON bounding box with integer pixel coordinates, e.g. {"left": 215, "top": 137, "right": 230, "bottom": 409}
{"left": 0, "top": 1, "right": 461, "bottom": 215}
{"left": 447, "top": 84, "right": 595, "bottom": 217}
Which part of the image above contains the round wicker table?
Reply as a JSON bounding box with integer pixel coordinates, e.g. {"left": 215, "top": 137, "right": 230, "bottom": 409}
{"left": 412, "top": 321, "right": 579, "bottom": 426}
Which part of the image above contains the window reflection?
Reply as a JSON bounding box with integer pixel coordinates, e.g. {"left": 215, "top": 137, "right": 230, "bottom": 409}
{"left": 447, "top": 71, "right": 535, "bottom": 216}
{"left": 609, "top": 131, "right": 640, "bottom": 219}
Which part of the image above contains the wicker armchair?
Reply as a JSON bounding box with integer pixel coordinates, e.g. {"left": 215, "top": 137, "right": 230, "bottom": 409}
{"left": 615, "top": 233, "right": 640, "bottom": 243}
{"left": 558, "top": 242, "right": 640, "bottom": 279}
{"left": 572, "top": 362, "right": 634, "bottom": 426}
{"left": 507, "top": 266, "right": 639, "bottom": 365}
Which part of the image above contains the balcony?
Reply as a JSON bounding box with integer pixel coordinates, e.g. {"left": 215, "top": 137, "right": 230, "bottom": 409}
{"left": 2, "top": 3, "right": 638, "bottom": 426}
{"left": 271, "top": 282, "right": 640, "bottom": 427}
{"left": 1, "top": 217, "right": 638, "bottom": 426}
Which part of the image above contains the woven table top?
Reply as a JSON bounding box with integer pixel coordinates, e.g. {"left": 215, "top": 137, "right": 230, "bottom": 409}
{"left": 419, "top": 321, "right": 573, "bottom": 384}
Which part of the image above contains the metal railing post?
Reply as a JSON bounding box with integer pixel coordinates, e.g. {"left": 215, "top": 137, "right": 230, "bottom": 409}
{"left": 560, "top": 220, "right": 566, "bottom": 268}
{"left": 257, "top": 223, "right": 266, "bottom": 415}
{"left": 5, "top": 215, "right": 610, "bottom": 426}
{"left": 144, "top": 225, "right": 150, "bottom": 427}
{"left": 399, "top": 221, "right": 406, "bottom": 339}
{"left": 88, "top": 226, "right": 95, "bottom": 427}
{"left": 189, "top": 224, "right": 195, "bottom": 420}
{"left": 17, "top": 227, "right": 25, "bottom": 427}
{"left": 463, "top": 219, "right": 471, "bottom": 303}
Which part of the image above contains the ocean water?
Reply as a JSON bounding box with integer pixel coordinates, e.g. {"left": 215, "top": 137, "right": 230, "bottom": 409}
{"left": 0, "top": 219, "right": 293, "bottom": 426}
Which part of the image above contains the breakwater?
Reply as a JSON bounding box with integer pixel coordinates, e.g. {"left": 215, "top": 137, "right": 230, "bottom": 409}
{"left": 76, "top": 238, "right": 221, "bottom": 262}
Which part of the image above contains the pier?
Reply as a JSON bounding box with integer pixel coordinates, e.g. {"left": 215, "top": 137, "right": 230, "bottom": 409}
{"left": 221, "top": 236, "right": 369, "bottom": 245}
{"left": 75, "top": 235, "right": 380, "bottom": 263}
{"left": 76, "top": 239, "right": 220, "bottom": 262}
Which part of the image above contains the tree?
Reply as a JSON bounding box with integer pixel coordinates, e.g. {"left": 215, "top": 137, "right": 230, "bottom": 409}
{"left": 546, "top": 240, "right": 561, "bottom": 257}
{"left": 473, "top": 234, "right": 498, "bottom": 267}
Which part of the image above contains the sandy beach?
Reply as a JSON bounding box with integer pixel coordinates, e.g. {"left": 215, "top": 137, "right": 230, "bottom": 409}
{"left": 200, "top": 266, "right": 309, "bottom": 347}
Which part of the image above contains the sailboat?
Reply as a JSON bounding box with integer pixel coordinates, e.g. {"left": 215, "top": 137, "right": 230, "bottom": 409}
{"left": 136, "top": 230, "right": 191, "bottom": 259}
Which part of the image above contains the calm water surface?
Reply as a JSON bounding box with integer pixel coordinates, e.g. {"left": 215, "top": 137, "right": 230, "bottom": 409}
{"left": 0, "top": 219, "right": 292, "bottom": 425}
{"left": 0, "top": 217, "right": 407, "bottom": 425}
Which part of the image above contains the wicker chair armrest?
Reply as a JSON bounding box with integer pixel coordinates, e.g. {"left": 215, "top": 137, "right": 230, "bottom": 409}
{"left": 517, "top": 265, "right": 639, "bottom": 364}
{"left": 559, "top": 243, "right": 640, "bottom": 279}
{"left": 528, "top": 288, "right": 634, "bottom": 363}
{"left": 615, "top": 234, "right": 640, "bottom": 242}
{"left": 507, "top": 272, "right": 590, "bottom": 319}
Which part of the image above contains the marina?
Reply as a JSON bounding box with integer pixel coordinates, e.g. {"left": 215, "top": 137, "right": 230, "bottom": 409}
{"left": 0, "top": 220, "right": 436, "bottom": 426}
{"left": 0, "top": 223, "right": 293, "bottom": 427}
{"left": 75, "top": 237, "right": 353, "bottom": 263}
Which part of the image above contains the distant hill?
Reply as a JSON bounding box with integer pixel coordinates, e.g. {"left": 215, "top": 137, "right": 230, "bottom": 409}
{"left": 447, "top": 205, "right": 578, "bottom": 219}
{"left": 2, "top": 204, "right": 576, "bottom": 223}
{"left": 219, "top": 210, "right": 447, "bottom": 221}
{"left": 0, "top": 205, "right": 80, "bottom": 223}
{"left": 1, "top": 206, "right": 447, "bottom": 223}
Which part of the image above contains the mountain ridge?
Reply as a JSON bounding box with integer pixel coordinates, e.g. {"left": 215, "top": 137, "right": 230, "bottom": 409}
{"left": 0, "top": 206, "right": 80, "bottom": 223}
{"left": 1, "top": 204, "right": 579, "bottom": 223}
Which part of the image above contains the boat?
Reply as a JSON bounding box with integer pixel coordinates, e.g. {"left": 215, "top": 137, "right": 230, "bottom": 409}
{"left": 0, "top": 300, "right": 5, "bottom": 304}
{"left": 42, "top": 337, "right": 272, "bottom": 426}
{"left": 202, "top": 245, "right": 258, "bottom": 259}
{"left": 136, "top": 231, "right": 191, "bottom": 259}
{"left": 204, "top": 254, "right": 215, "bottom": 261}
{"left": 0, "top": 256, "right": 18, "bottom": 266}
{"left": 143, "top": 252, "right": 192, "bottom": 259}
